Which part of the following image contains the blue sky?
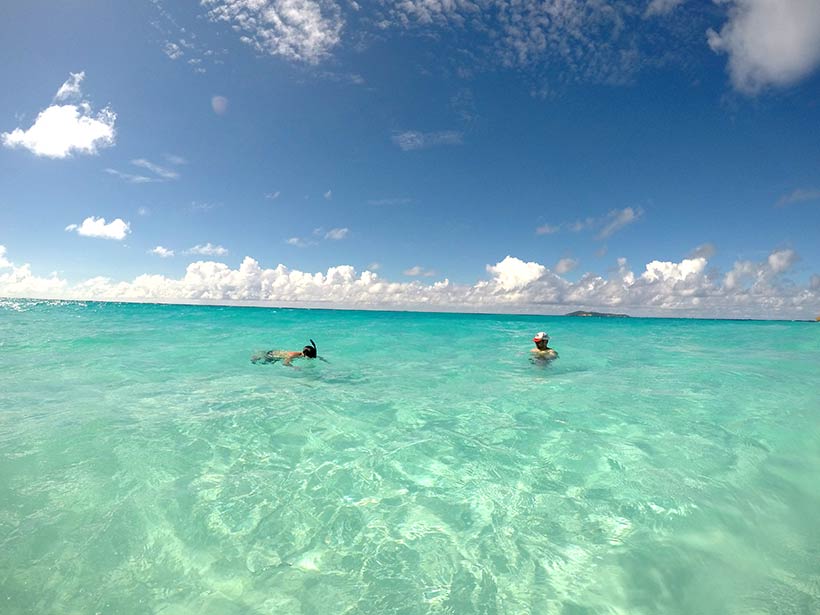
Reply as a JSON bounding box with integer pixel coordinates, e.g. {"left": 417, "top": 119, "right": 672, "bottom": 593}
{"left": 1, "top": 0, "right": 819, "bottom": 318}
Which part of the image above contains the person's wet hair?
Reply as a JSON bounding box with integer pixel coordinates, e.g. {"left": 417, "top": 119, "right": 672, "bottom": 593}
{"left": 303, "top": 339, "right": 318, "bottom": 358}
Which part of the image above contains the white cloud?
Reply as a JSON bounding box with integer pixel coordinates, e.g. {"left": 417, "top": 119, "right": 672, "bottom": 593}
{"left": 0, "top": 245, "right": 11, "bottom": 269}
{"left": 325, "top": 227, "right": 349, "bottom": 240}
{"left": 324, "top": 189, "right": 333, "bottom": 200}
{"left": 403, "top": 265, "right": 436, "bottom": 277}
{"left": 65, "top": 216, "right": 130, "bottom": 241}
{"left": 106, "top": 158, "right": 179, "bottom": 183}
{"left": 286, "top": 237, "right": 313, "bottom": 248}
{"left": 105, "top": 168, "right": 156, "bottom": 184}
{"left": 776, "top": 187, "right": 820, "bottom": 207}
{"left": 150, "top": 246, "right": 175, "bottom": 258}
{"left": 642, "top": 257, "right": 707, "bottom": 283}
{"left": 0, "top": 245, "right": 816, "bottom": 319}
{"left": 54, "top": 71, "right": 85, "bottom": 101}
{"left": 186, "top": 243, "right": 229, "bottom": 256}
{"left": 392, "top": 130, "right": 463, "bottom": 151}
{"left": 768, "top": 248, "right": 797, "bottom": 274}
{"left": 163, "top": 42, "right": 184, "bottom": 60}
{"left": 165, "top": 153, "right": 187, "bottom": 165}
{"left": 708, "top": 0, "right": 820, "bottom": 94}
{"left": 570, "top": 217, "right": 597, "bottom": 232}
{"left": 2, "top": 102, "right": 116, "bottom": 159}
{"left": 555, "top": 258, "right": 578, "bottom": 274}
{"left": 644, "top": 0, "right": 686, "bottom": 18}
{"left": 266, "top": 191, "right": 281, "bottom": 200}
{"left": 203, "top": 0, "right": 344, "bottom": 64}
{"left": 689, "top": 243, "right": 717, "bottom": 259}
{"left": 383, "top": 0, "right": 643, "bottom": 85}
{"left": 724, "top": 248, "right": 798, "bottom": 290}
{"left": 485, "top": 256, "right": 546, "bottom": 291}
{"left": 132, "top": 158, "right": 179, "bottom": 180}
{"left": 597, "top": 207, "right": 642, "bottom": 239}
{"left": 536, "top": 224, "right": 560, "bottom": 235}
{"left": 2, "top": 72, "right": 115, "bottom": 159}
{"left": 543, "top": 207, "right": 642, "bottom": 239}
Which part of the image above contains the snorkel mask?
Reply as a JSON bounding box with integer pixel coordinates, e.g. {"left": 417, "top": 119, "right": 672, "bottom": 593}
{"left": 302, "top": 339, "right": 317, "bottom": 358}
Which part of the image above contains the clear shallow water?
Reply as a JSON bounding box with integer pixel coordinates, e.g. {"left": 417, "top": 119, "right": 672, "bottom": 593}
{"left": 1, "top": 300, "right": 818, "bottom": 615}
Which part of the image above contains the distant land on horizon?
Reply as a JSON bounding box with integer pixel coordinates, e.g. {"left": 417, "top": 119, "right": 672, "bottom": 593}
{"left": 565, "top": 310, "right": 631, "bottom": 318}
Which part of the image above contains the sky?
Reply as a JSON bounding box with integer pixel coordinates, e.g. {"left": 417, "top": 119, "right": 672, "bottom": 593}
{"left": 1, "top": 0, "right": 819, "bottom": 318}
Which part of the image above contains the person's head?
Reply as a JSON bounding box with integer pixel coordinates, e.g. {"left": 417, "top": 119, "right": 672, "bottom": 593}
{"left": 302, "top": 339, "right": 318, "bottom": 358}
{"left": 533, "top": 331, "right": 549, "bottom": 347}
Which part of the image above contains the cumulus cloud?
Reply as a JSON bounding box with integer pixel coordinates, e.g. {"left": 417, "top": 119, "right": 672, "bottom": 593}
{"left": 708, "top": 0, "right": 820, "bottom": 94}
{"left": 2, "top": 72, "right": 115, "bottom": 158}
{"left": 186, "top": 243, "right": 228, "bottom": 256}
{"left": 150, "top": 246, "right": 175, "bottom": 258}
{"left": 392, "top": 130, "right": 463, "bottom": 151}
{"left": 768, "top": 248, "right": 797, "bottom": 274}
{"left": 203, "top": 0, "right": 344, "bottom": 64}
{"left": 65, "top": 217, "right": 130, "bottom": 241}
{"left": 724, "top": 249, "right": 797, "bottom": 290}
{"left": 324, "top": 189, "right": 333, "bottom": 200}
{"left": 0, "top": 245, "right": 816, "bottom": 318}
{"left": 485, "top": 256, "right": 546, "bottom": 291}
{"left": 2, "top": 79, "right": 116, "bottom": 159}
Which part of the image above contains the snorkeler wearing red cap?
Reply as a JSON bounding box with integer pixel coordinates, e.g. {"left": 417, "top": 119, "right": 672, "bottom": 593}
{"left": 531, "top": 332, "right": 557, "bottom": 360}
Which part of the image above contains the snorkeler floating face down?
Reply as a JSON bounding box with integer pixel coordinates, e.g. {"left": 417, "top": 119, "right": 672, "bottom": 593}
{"left": 251, "top": 339, "right": 321, "bottom": 366}
{"left": 302, "top": 339, "right": 317, "bottom": 358}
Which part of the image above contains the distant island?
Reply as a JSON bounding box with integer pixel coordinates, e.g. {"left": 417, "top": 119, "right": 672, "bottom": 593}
{"left": 565, "top": 310, "right": 630, "bottom": 318}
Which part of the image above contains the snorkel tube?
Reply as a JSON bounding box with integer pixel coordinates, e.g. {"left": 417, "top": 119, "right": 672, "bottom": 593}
{"left": 302, "top": 339, "right": 318, "bottom": 358}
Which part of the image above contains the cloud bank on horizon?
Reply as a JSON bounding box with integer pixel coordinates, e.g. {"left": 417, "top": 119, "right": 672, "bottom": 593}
{"left": 0, "top": 245, "right": 816, "bottom": 319}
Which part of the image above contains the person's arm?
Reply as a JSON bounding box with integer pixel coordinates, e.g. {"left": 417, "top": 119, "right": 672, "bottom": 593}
{"left": 282, "top": 351, "right": 301, "bottom": 367}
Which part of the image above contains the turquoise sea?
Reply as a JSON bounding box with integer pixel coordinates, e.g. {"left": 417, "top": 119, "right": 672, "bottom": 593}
{"left": 1, "top": 299, "right": 818, "bottom": 614}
